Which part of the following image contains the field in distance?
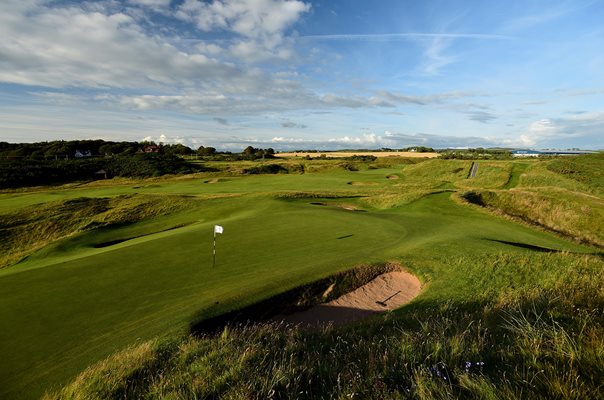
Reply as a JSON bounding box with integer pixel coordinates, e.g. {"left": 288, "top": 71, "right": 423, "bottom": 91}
{"left": 275, "top": 151, "right": 439, "bottom": 158}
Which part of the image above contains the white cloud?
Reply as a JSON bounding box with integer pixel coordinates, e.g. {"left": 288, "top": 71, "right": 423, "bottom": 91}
{"left": 328, "top": 133, "right": 383, "bottom": 145}
{"left": 175, "top": 0, "right": 310, "bottom": 61}
{"left": 418, "top": 36, "right": 456, "bottom": 76}
{"left": 233, "top": 131, "right": 514, "bottom": 150}
{"left": 0, "top": 0, "right": 311, "bottom": 92}
{"left": 141, "top": 133, "right": 186, "bottom": 144}
{"left": 0, "top": 1, "right": 500, "bottom": 122}
{"left": 0, "top": 1, "right": 243, "bottom": 89}
{"left": 128, "top": 0, "right": 172, "bottom": 9}
{"left": 176, "top": 0, "right": 310, "bottom": 38}
{"left": 99, "top": 87, "right": 489, "bottom": 116}
{"left": 519, "top": 113, "right": 604, "bottom": 148}
{"left": 271, "top": 136, "right": 305, "bottom": 143}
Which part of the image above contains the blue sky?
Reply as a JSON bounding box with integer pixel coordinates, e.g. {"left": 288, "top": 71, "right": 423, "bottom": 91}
{"left": 1, "top": 0, "right": 603, "bottom": 150}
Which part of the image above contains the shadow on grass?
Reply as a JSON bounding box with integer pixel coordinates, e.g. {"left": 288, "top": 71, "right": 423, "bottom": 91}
{"left": 93, "top": 222, "right": 195, "bottom": 248}
{"left": 485, "top": 239, "right": 561, "bottom": 253}
{"left": 485, "top": 238, "right": 604, "bottom": 257}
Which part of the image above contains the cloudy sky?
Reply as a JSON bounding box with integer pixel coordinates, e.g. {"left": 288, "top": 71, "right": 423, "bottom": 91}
{"left": 1, "top": 0, "right": 603, "bottom": 150}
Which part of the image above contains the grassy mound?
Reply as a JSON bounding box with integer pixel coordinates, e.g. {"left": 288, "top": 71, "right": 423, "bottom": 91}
{"left": 459, "top": 155, "right": 604, "bottom": 247}
{"left": 0, "top": 194, "right": 202, "bottom": 269}
{"left": 546, "top": 153, "right": 604, "bottom": 193}
{"left": 0, "top": 195, "right": 202, "bottom": 268}
{"left": 461, "top": 188, "right": 604, "bottom": 247}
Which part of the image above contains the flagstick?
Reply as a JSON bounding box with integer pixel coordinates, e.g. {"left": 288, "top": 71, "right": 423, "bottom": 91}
{"left": 212, "top": 230, "right": 216, "bottom": 268}
{"left": 212, "top": 225, "right": 223, "bottom": 268}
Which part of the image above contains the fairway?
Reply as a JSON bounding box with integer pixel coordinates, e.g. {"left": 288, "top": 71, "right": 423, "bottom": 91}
{"left": 0, "top": 159, "right": 600, "bottom": 399}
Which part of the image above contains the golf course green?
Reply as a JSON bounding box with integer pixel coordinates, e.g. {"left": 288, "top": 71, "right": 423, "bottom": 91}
{"left": 0, "top": 157, "right": 602, "bottom": 399}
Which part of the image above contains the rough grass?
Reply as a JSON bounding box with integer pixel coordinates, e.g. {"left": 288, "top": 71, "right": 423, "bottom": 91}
{"left": 0, "top": 194, "right": 201, "bottom": 269}
{"left": 457, "top": 155, "right": 604, "bottom": 248}
{"left": 460, "top": 188, "right": 604, "bottom": 247}
{"left": 399, "top": 159, "right": 472, "bottom": 187}
{"left": 360, "top": 189, "right": 447, "bottom": 209}
{"left": 46, "top": 252, "right": 603, "bottom": 400}
{"left": 519, "top": 159, "right": 601, "bottom": 195}
{"left": 545, "top": 153, "right": 604, "bottom": 194}
{"left": 455, "top": 161, "right": 513, "bottom": 190}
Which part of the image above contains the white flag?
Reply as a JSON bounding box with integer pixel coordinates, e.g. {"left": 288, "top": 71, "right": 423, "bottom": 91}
{"left": 214, "top": 225, "right": 224, "bottom": 234}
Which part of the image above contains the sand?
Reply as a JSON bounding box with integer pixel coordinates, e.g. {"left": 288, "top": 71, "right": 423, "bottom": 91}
{"left": 276, "top": 271, "right": 421, "bottom": 327}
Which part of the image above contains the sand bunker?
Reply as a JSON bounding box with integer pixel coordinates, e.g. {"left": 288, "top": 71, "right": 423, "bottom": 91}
{"left": 276, "top": 271, "right": 421, "bottom": 327}
{"left": 387, "top": 175, "right": 400, "bottom": 180}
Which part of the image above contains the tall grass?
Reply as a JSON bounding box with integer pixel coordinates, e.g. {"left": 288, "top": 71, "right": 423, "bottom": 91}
{"left": 460, "top": 188, "right": 604, "bottom": 247}
{"left": 455, "top": 162, "right": 513, "bottom": 190}
{"left": 0, "top": 194, "right": 202, "bottom": 268}
{"left": 399, "top": 159, "right": 472, "bottom": 187}
{"left": 546, "top": 153, "right": 604, "bottom": 194}
{"left": 45, "top": 252, "right": 604, "bottom": 399}
{"left": 518, "top": 159, "right": 601, "bottom": 195}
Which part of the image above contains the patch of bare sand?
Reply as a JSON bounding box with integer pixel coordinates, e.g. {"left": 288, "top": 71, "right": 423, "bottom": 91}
{"left": 277, "top": 271, "right": 421, "bottom": 327}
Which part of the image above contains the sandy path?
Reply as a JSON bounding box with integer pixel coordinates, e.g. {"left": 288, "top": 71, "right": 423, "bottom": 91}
{"left": 276, "top": 271, "right": 421, "bottom": 327}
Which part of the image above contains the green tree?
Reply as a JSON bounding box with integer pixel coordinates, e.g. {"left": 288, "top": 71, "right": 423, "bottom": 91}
{"left": 197, "top": 146, "right": 216, "bottom": 156}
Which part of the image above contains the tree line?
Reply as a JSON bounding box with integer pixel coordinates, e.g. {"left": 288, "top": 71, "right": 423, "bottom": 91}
{"left": 0, "top": 140, "right": 198, "bottom": 159}
{"left": 0, "top": 140, "right": 280, "bottom": 188}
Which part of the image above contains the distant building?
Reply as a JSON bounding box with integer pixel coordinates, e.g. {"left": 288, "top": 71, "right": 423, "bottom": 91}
{"left": 539, "top": 150, "right": 597, "bottom": 156}
{"left": 511, "top": 149, "right": 541, "bottom": 157}
{"left": 511, "top": 149, "right": 597, "bottom": 157}
{"left": 74, "top": 150, "right": 92, "bottom": 158}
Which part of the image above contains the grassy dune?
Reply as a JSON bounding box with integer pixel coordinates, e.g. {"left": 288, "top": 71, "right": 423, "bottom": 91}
{"left": 0, "top": 194, "right": 202, "bottom": 269}
{"left": 463, "top": 188, "right": 604, "bottom": 246}
{"left": 0, "top": 156, "right": 602, "bottom": 399}
{"left": 460, "top": 154, "right": 604, "bottom": 246}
